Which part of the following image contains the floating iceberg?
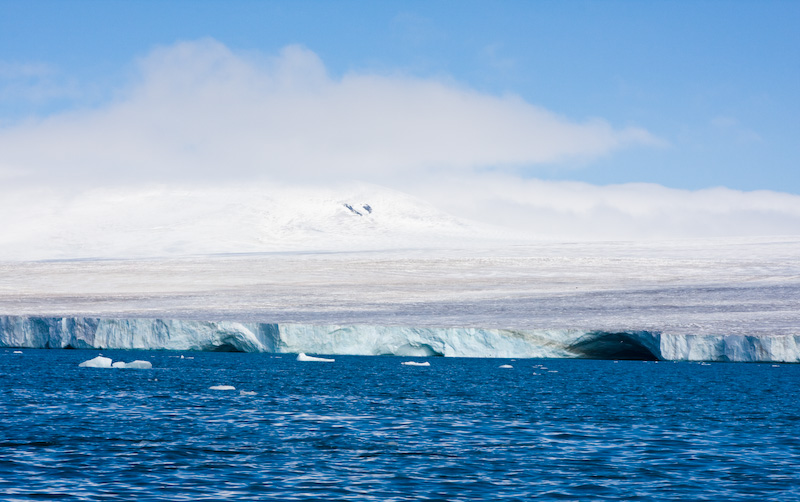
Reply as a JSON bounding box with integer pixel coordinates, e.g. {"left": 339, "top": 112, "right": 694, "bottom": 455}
{"left": 297, "top": 353, "right": 335, "bottom": 362}
{"left": 79, "top": 355, "right": 113, "bottom": 368}
{"left": 111, "top": 360, "right": 153, "bottom": 369}
{"left": 80, "top": 355, "right": 151, "bottom": 369}
{"left": 209, "top": 385, "right": 236, "bottom": 391}
{"left": 3, "top": 316, "right": 799, "bottom": 363}
{"left": 401, "top": 361, "right": 430, "bottom": 367}
{"left": 499, "top": 364, "right": 513, "bottom": 369}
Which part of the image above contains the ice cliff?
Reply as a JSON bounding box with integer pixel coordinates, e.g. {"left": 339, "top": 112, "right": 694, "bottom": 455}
{"left": 1, "top": 316, "right": 798, "bottom": 363}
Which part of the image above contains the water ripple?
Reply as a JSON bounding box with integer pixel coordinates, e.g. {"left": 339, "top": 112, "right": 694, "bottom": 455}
{"left": 1, "top": 351, "right": 799, "bottom": 500}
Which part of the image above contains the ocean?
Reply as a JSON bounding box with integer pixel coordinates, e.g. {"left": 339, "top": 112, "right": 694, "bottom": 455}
{"left": 2, "top": 349, "right": 798, "bottom": 501}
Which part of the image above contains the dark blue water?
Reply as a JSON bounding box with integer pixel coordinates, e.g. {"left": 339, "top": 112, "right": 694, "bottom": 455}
{"left": 1, "top": 350, "right": 799, "bottom": 501}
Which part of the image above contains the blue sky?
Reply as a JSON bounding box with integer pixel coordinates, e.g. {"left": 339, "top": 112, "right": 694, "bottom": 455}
{"left": 1, "top": 1, "right": 800, "bottom": 246}
{"left": 1, "top": 1, "right": 798, "bottom": 192}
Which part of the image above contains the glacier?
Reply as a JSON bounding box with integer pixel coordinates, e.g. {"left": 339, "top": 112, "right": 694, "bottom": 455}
{"left": 2, "top": 316, "right": 799, "bottom": 363}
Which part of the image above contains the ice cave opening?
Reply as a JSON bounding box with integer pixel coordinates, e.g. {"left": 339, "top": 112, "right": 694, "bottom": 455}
{"left": 568, "top": 332, "right": 660, "bottom": 361}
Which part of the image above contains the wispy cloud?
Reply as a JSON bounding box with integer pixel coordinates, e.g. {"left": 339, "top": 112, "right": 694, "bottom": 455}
{"left": 0, "top": 61, "right": 79, "bottom": 111}
{"left": 0, "top": 62, "right": 56, "bottom": 79}
{"left": 710, "top": 115, "right": 762, "bottom": 144}
{"left": 479, "top": 43, "right": 516, "bottom": 71}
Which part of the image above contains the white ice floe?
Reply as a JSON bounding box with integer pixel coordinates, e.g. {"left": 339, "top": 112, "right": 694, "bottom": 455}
{"left": 239, "top": 390, "right": 257, "bottom": 396}
{"left": 111, "top": 360, "right": 153, "bottom": 369}
{"left": 79, "top": 355, "right": 151, "bottom": 369}
{"left": 125, "top": 360, "right": 152, "bottom": 369}
{"left": 401, "top": 361, "right": 430, "bottom": 367}
{"left": 13, "top": 350, "right": 22, "bottom": 354}
{"left": 209, "top": 385, "right": 236, "bottom": 391}
{"left": 79, "top": 355, "right": 113, "bottom": 368}
{"left": 297, "top": 353, "right": 335, "bottom": 362}
{"left": 499, "top": 364, "right": 513, "bottom": 369}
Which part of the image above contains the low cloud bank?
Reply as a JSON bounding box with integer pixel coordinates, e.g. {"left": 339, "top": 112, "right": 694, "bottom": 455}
{"left": 406, "top": 175, "right": 800, "bottom": 240}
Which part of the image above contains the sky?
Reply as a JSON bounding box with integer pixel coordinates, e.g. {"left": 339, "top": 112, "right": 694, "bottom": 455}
{"left": 0, "top": 1, "right": 799, "bottom": 254}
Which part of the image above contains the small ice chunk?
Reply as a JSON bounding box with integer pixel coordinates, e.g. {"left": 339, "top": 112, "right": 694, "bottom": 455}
{"left": 123, "top": 360, "right": 153, "bottom": 369}
{"left": 79, "top": 356, "right": 113, "bottom": 368}
{"left": 13, "top": 350, "right": 23, "bottom": 354}
{"left": 239, "top": 390, "right": 257, "bottom": 396}
{"left": 401, "top": 361, "right": 430, "bottom": 367}
{"left": 297, "top": 353, "right": 335, "bottom": 362}
{"left": 110, "top": 360, "right": 153, "bottom": 369}
{"left": 209, "top": 385, "right": 236, "bottom": 391}
{"left": 499, "top": 364, "right": 513, "bottom": 369}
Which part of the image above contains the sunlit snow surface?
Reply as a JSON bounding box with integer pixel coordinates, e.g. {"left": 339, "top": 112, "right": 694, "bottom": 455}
{"left": 1, "top": 238, "right": 798, "bottom": 337}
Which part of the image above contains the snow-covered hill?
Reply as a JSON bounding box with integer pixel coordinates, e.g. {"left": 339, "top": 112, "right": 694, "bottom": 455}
{"left": 0, "top": 183, "right": 515, "bottom": 260}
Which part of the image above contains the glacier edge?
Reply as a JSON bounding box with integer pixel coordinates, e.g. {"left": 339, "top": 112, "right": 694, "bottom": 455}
{"left": 1, "top": 316, "right": 798, "bottom": 363}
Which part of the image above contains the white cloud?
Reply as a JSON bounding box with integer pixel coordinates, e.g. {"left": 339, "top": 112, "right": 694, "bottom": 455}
{"left": 0, "top": 39, "right": 659, "bottom": 187}
{"left": 1, "top": 39, "right": 796, "bottom": 258}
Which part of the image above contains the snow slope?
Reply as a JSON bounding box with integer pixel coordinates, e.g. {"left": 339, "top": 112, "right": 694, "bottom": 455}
{"left": 0, "top": 183, "right": 514, "bottom": 261}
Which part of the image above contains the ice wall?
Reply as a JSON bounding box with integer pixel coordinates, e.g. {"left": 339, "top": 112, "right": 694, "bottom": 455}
{"left": 0, "top": 316, "right": 278, "bottom": 352}
{"left": 1, "top": 316, "right": 798, "bottom": 362}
